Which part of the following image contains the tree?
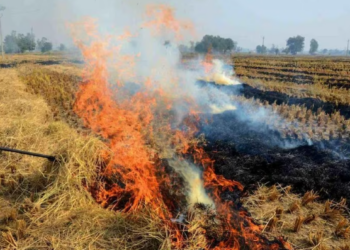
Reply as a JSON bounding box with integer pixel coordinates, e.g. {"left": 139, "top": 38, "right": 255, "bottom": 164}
{"left": 4, "top": 31, "right": 19, "bottom": 53}
{"left": 41, "top": 42, "right": 52, "bottom": 52}
{"left": 286, "top": 35, "right": 305, "bottom": 55}
{"left": 0, "top": 5, "right": 5, "bottom": 57}
{"left": 58, "top": 43, "right": 66, "bottom": 51}
{"left": 17, "top": 33, "right": 35, "bottom": 53}
{"left": 195, "top": 35, "right": 237, "bottom": 54}
{"left": 223, "top": 38, "right": 235, "bottom": 53}
{"left": 256, "top": 45, "right": 267, "bottom": 54}
{"left": 282, "top": 47, "right": 290, "bottom": 54}
{"left": 37, "top": 37, "right": 53, "bottom": 53}
{"left": 268, "top": 44, "right": 279, "bottom": 54}
{"left": 309, "top": 39, "right": 318, "bottom": 55}
{"left": 190, "top": 41, "right": 195, "bottom": 51}
{"left": 4, "top": 31, "right": 35, "bottom": 53}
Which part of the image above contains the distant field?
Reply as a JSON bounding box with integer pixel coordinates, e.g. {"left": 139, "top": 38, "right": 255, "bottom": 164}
{"left": 233, "top": 55, "right": 350, "bottom": 103}
{"left": 230, "top": 55, "right": 350, "bottom": 143}
{"left": 0, "top": 52, "right": 81, "bottom": 68}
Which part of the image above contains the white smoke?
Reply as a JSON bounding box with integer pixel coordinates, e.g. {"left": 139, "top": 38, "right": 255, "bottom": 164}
{"left": 168, "top": 158, "right": 214, "bottom": 206}
{"left": 199, "top": 59, "right": 241, "bottom": 86}
{"left": 72, "top": 4, "right": 311, "bottom": 209}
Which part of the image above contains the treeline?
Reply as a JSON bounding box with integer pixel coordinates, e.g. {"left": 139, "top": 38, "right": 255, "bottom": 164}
{"left": 194, "top": 35, "right": 237, "bottom": 54}
{"left": 179, "top": 35, "right": 238, "bottom": 54}
{"left": 256, "top": 36, "right": 322, "bottom": 55}
{"left": 3, "top": 30, "right": 66, "bottom": 54}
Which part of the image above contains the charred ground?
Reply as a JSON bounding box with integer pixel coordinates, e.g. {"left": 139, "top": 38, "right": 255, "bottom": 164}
{"left": 196, "top": 59, "right": 350, "bottom": 208}
{"left": 200, "top": 111, "right": 350, "bottom": 205}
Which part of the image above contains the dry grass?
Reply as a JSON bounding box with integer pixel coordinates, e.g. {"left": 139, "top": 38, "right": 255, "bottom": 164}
{"left": 17, "top": 64, "right": 82, "bottom": 126}
{"left": 0, "top": 66, "right": 173, "bottom": 249}
{"left": 240, "top": 77, "right": 350, "bottom": 106}
{"left": 243, "top": 184, "right": 350, "bottom": 249}
{"left": 0, "top": 61, "right": 226, "bottom": 250}
{"left": 0, "top": 52, "right": 79, "bottom": 65}
{"left": 3, "top": 53, "right": 350, "bottom": 249}
{"left": 232, "top": 95, "right": 350, "bottom": 142}
{"left": 233, "top": 55, "right": 350, "bottom": 106}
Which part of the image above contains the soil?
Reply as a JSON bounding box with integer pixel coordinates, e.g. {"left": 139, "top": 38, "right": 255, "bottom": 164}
{"left": 199, "top": 111, "right": 350, "bottom": 206}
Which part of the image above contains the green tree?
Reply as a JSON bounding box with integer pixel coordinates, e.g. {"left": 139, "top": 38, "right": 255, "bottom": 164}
{"left": 37, "top": 37, "right": 53, "bottom": 53}
{"left": 309, "top": 39, "right": 318, "bottom": 55}
{"left": 4, "top": 31, "right": 35, "bottom": 53}
{"left": 269, "top": 44, "right": 279, "bottom": 54}
{"left": 4, "top": 31, "right": 19, "bottom": 53}
{"left": 41, "top": 42, "right": 52, "bottom": 52}
{"left": 17, "top": 33, "right": 35, "bottom": 53}
{"left": 58, "top": 43, "right": 66, "bottom": 51}
{"left": 256, "top": 45, "right": 267, "bottom": 54}
{"left": 223, "top": 38, "right": 235, "bottom": 53}
{"left": 282, "top": 47, "right": 290, "bottom": 54}
{"left": 190, "top": 41, "right": 195, "bottom": 51}
{"left": 0, "top": 5, "right": 5, "bottom": 57}
{"left": 286, "top": 35, "right": 305, "bottom": 55}
{"left": 195, "top": 35, "right": 237, "bottom": 54}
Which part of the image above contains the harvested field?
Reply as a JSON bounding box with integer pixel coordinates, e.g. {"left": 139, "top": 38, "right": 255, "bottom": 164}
{"left": 1, "top": 10, "right": 350, "bottom": 249}
{"left": 233, "top": 56, "right": 350, "bottom": 106}
{"left": 1, "top": 50, "right": 350, "bottom": 249}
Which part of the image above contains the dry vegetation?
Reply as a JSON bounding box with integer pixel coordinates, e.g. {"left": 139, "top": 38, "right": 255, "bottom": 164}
{"left": 232, "top": 95, "right": 350, "bottom": 142}
{"left": 243, "top": 184, "right": 350, "bottom": 249}
{"left": 0, "top": 53, "right": 66, "bottom": 67}
{"left": 2, "top": 53, "right": 350, "bottom": 249}
{"left": 0, "top": 56, "right": 232, "bottom": 250}
{"left": 230, "top": 55, "right": 350, "bottom": 144}
{"left": 233, "top": 55, "right": 350, "bottom": 105}
{"left": 0, "top": 60, "right": 174, "bottom": 249}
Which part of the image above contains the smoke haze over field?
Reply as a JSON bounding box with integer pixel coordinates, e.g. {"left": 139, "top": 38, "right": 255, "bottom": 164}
{"left": 1, "top": 0, "right": 350, "bottom": 50}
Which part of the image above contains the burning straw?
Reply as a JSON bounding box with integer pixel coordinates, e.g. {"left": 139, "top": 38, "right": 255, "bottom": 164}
{"left": 67, "top": 4, "right": 291, "bottom": 249}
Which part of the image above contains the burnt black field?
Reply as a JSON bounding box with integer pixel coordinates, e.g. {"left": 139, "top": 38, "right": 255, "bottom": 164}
{"left": 196, "top": 80, "right": 350, "bottom": 205}
{"left": 199, "top": 108, "right": 350, "bottom": 207}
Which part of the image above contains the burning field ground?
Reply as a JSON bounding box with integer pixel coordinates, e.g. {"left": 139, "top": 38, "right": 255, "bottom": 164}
{"left": 1, "top": 4, "right": 350, "bottom": 250}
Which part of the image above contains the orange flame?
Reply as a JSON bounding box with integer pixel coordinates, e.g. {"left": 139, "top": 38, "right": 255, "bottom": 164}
{"left": 143, "top": 4, "right": 194, "bottom": 41}
{"left": 70, "top": 4, "right": 292, "bottom": 250}
{"left": 202, "top": 46, "right": 214, "bottom": 73}
{"left": 70, "top": 6, "right": 200, "bottom": 221}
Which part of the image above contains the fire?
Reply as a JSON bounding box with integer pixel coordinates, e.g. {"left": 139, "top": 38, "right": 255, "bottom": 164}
{"left": 200, "top": 55, "right": 242, "bottom": 86}
{"left": 202, "top": 46, "right": 214, "bottom": 73}
{"left": 144, "top": 4, "right": 194, "bottom": 41}
{"left": 70, "top": 4, "right": 292, "bottom": 250}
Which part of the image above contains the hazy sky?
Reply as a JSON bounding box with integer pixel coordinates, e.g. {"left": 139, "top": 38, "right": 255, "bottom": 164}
{"left": 1, "top": 0, "right": 349, "bottom": 50}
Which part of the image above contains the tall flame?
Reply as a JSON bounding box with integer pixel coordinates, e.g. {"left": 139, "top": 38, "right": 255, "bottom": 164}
{"left": 70, "top": 4, "right": 292, "bottom": 250}
{"left": 69, "top": 7, "right": 204, "bottom": 218}
{"left": 143, "top": 4, "right": 195, "bottom": 41}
